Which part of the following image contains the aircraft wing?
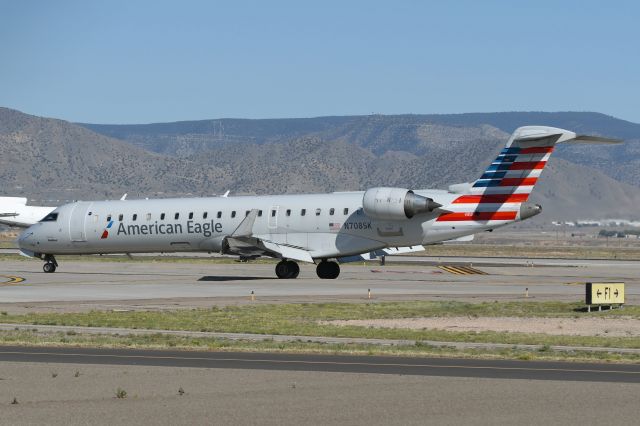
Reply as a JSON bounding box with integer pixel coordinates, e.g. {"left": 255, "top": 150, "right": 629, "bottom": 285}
{"left": 222, "top": 209, "right": 314, "bottom": 262}
{"left": 338, "top": 245, "right": 425, "bottom": 262}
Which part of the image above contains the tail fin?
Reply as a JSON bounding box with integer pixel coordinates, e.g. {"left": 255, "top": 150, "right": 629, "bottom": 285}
{"left": 437, "top": 126, "right": 621, "bottom": 224}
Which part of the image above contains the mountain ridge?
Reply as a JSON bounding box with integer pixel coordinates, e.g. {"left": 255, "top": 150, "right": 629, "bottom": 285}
{"left": 1, "top": 107, "right": 638, "bottom": 221}
{"left": 80, "top": 111, "right": 640, "bottom": 186}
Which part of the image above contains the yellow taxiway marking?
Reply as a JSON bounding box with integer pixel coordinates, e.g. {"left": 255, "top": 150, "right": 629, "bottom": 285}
{"left": 0, "top": 275, "right": 25, "bottom": 285}
{"left": 1, "top": 350, "right": 638, "bottom": 376}
{"left": 438, "top": 265, "right": 488, "bottom": 275}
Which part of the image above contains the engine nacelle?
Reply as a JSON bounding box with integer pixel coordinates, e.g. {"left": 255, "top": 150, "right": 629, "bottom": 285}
{"left": 362, "top": 187, "right": 441, "bottom": 220}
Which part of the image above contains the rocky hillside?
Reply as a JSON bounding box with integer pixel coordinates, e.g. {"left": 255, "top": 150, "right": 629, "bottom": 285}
{"left": 1, "top": 107, "right": 639, "bottom": 221}
{"left": 0, "top": 108, "right": 227, "bottom": 201}
{"left": 81, "top": 112, "right": 640, "bottom": 186}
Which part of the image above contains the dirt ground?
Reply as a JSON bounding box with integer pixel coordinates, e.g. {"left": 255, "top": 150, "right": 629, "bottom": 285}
{"left": 1, "top": 362, "right": 638, "bottom": 426}
{"left": 323, "top": 316, "right": 640, "bottom": 337}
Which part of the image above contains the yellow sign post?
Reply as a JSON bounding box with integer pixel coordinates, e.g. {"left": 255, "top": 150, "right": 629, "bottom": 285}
{"left": 585, "top": 282, "right": 624, "bottom": 312}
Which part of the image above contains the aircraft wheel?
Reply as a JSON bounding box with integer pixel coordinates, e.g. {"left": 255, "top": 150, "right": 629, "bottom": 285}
{"left": 316, "top": 261, "right": 340, "bottom": 279}
{"left": 276, "top": 260, "right": 299, "bottom": 279}
{"left": 275, "top": 261, "right": 289, "bottom": 279}
{"left": 287, "top": 261, "right": 300, "bottom": 279}
{"left": 43, "top": 262, "right": 56, "bottom": 273}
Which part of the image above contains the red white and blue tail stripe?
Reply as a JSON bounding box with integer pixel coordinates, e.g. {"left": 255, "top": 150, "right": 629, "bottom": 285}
{"left": 436, "top": 126, "right": 572, "bottom": 225}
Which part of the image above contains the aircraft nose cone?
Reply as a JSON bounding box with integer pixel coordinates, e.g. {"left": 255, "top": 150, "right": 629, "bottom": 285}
{"left": 17, "top": 229, "right": 35, "bottom": 248}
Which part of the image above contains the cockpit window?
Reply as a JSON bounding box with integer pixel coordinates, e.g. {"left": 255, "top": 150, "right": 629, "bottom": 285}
{"left": 40, "top": 212, "right": 58, "bottom": 222}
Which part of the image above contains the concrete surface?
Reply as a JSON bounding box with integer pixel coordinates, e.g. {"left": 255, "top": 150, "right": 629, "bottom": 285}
{"left": 0, "top": 257, "right": 638, "bottom": 313}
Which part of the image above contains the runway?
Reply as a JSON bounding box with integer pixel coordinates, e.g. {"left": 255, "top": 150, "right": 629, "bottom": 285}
{"left": 1, "top": 346, "right": 638, "bottom": 383}
{"left": 0, "top": 256, "right": 638, "bottom": 312}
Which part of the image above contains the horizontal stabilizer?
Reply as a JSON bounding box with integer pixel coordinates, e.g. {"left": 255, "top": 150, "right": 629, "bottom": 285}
{"left": 570, "top": 135, "right": 622, "bottom": 144}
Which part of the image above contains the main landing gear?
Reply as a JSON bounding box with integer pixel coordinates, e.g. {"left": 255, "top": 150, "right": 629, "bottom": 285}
{"left": 42, "top": 254, "right": 58, "bottom": 273}
{"left": 275, "top": 260, "right": 300, "bottom": 279}
{"left": 275, "top": 259, "right": 341, "bottom": 279}
{"left": 316, "top": 260, "right": 340, "bottom": 279}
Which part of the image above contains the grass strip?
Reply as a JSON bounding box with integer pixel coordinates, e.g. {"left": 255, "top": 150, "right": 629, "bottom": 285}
{"left": 2, "top": 301, "right": 639, "bottom": 349}
{"left": 1, "top": 330, "right": 638, "bottom": 363}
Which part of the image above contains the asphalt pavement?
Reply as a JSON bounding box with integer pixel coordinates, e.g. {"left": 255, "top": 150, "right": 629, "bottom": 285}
{"left": 1, "top": 346, "right": 638, "bottom": 383}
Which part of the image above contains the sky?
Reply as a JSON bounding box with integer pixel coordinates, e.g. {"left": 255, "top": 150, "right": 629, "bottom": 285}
{"left": 1, "top": 0, "right": 638, "bottom": 124}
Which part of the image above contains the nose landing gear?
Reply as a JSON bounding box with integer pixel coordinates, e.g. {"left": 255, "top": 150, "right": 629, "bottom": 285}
{"left": 275, "top": 260, "right": 300, "bottom": 279}
{"left": 41, "top": 254, "right": 58, "bottom": 273}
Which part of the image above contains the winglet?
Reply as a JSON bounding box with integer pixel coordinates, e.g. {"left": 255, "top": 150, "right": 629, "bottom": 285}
{"left": 222, "top": 190, "right": 230, "bottom": 197}
{"left": 232, "top": 209, "right": 259, "bottom": 237}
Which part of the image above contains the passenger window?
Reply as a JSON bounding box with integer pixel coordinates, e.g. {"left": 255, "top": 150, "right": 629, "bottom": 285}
{"left": 160, "top": 213, "right": 165, "bottom": 220}
{"left": 203, "top": 212, "right": 208, "bottom": 219}
{"left": 286, "top": 209, "right": 291, "bottom": 217}
{"left": 245, "top": 211, "right": 250, "bottom": 217}
{"left": 217, "top": 211, "right": 222, "bottom": 219}
{"left": 132, "top": 214, "right": 137, "bottom": 221}
{"left": 344, "top": 208, "right": 349, "bottom": 215}
{"left": 40, "top": 212, "right": 58, "bottom": 222}
{"left": 175, "top": 213, "right": 180, "bottom": 220}
{"left": 146, "top": 213, "right": 151, "bottom": 221}
{"left": 271, "top": 210, "right": 276, "bottom": 217}
{"left": 189, "top": 212, "right": 193, "bottom": 220}
{"left": 231, "top": 211, "right": 236, "bottom": 218}
{"left": 301, "top": 209, "right": 306, "bottom": 216}
{"left": 116, "top": 214, "right": 122, "bottom": 221}
{"left": 315, "top": 208, "right": 321, "bottom": 216}
{"left": 107, "top": 215, "right": 112, "bottom": 222}
{"left": 258, "top": 210, "right": 263, "bottom": 217}
{"left": 329, "top": 208, "right": 335, "bottom": 216}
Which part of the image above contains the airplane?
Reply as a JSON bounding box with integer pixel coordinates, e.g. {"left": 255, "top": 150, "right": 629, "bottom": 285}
{"left": 0, "top": 197, "right": 56, "bottom": 228}
{"left": 0, "top": 194, "right": 133, "bottom": 230}
{"left": 17, "top": 126, "right": 620, "bottom": 278}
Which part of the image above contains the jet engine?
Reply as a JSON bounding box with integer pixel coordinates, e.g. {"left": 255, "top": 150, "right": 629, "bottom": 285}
{"left": 362, "top": 187, "right": 441, "bottom": 220}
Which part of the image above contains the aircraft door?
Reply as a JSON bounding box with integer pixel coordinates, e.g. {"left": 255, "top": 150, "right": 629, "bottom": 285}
{"left": 268, "top": 205, "right": 279, "bottom": 230}
{"left": 68, "top": 202, "right": 91, "bottom": 242}
{"left": 83, "top": 203, "right": 94, "bottom": 240}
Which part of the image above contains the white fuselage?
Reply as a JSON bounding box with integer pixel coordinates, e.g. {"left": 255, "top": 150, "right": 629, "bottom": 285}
{"left": 18, "top": 189, "right": 511, "bottom": 260}
{"left": 0, "top": 197, "right": 55, "bottom": 228}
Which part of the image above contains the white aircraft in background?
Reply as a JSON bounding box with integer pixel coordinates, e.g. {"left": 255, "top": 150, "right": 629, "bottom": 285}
{"left": 0, "top": 197, "right": 56, "bottom": 228}
{"left": 17, "top": 126, "right": 619, "bottom": 278}
{"left": 0, "top": 194, "right": 129, "bottom": 228}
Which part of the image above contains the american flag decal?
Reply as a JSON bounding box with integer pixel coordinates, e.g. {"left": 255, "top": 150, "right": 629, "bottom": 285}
{"left": 329, "top": 222, "right": 342, "bottom": 231}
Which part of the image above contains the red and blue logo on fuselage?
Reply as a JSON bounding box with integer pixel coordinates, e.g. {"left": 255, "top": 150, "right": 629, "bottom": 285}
{"left": 101, "top": 220, "right": 114, "bottom": 239}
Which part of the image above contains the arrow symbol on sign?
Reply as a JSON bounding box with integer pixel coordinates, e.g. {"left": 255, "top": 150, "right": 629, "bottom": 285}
{"left": 614, "top": 289, "right": 619, "bottom": 297}
{"left": 597, "top": 290, "right": 602, "bottom": 297}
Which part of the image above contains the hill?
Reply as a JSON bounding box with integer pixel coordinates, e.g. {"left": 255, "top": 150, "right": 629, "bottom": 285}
{"left": 0, "top": 108, "right": 227, "bottom": 201}
{"left": 1, "top": 107, "right": 639, "bottom": 221}
{"left": 81, "top": 112, "right": 640, "bottom": 187}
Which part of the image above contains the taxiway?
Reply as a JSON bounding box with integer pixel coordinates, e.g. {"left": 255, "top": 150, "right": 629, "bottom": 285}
{"left": 0, "top": 256, "right": 638, "bottom": 313}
